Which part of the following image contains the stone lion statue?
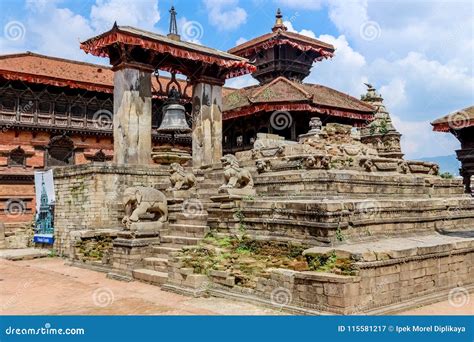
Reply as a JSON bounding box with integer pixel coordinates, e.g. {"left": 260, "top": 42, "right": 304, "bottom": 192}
{"left": 220, "top": 154, "right": 254, "bottom": 189}
{"left": 121, "top": 186, "right": 168, "bottom": 228}
{"left": 168, "top": 163, "right": 196, "bottom": 191}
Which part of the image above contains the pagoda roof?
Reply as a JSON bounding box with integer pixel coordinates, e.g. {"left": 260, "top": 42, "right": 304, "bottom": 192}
{"left": 80, "top": 25, "right": 255, "bottom": 78}
{"left": 223, "top": 76, "right": 375, "bottom": 122}
{"left": 431, "top": 106, "right": 474, "bottom": 132}
{"left": 228, "top": 30, "right": 335, "bottom": 61}
{"left": 0, "top": 52, "right": 237, "bottom": 97}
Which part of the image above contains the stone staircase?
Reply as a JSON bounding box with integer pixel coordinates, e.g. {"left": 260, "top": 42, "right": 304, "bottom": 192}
{"left": 132, "top": 211, "right": 209, "bottom": 285}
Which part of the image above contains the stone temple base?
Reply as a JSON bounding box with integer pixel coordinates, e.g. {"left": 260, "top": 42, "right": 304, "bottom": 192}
{"left": 165, "top": 232, "right": 474, "bottom": 314}
{"left": 53, "top": 163, "right": 170, "bottom": 256}
{"left": 111, "top": 221, "right": 165, "bottom": 277}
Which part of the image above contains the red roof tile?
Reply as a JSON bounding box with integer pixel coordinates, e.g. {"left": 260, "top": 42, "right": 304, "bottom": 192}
{"left": 0, "top": 52, "right": 192, "bottom": 96}
{"left": 223, "top": 76, "right": 374, "bottom": 120}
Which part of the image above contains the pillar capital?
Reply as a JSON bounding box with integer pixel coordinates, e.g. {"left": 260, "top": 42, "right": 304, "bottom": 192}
{"left": 111, "top": 61, "right": 155, "bottom": 73}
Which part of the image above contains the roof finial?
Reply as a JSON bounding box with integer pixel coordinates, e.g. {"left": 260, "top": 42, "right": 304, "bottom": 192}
{"left": 272, "top": 8, "right": 287, "bottom": 32}
{"left": 168, "top": 6, "right": 180, "bottom": 41}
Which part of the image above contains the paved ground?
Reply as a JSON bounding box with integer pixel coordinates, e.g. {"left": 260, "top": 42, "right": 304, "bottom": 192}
{"left": 0, "top": 248, "right": 50, "bottom": 261}
{"left": 0, "top": 258, "right": 472, "bottom": 315}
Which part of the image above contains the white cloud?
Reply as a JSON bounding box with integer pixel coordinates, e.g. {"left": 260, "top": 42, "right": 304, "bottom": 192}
{"left": 1, "top": 0, "right": 162, "bottom": 63}
{"left": 90, "top": 0, "right": 160, "bottom": 32}
{"left": 379, "top": 79, "right": 406, "bottom": 110}
{"left": 225, "top": 74, "right": 258, "bottom": 89}
{"left": 276, "top": 0, "right": 325, "bottom": 10}
{"left": 203, "top": 0, "right": 247, "bottom": 30}
{"left": 1, "top": 1, "right": 96, "bottom": 61}
{"left": 278, "top": 1, "right": 473, "bottom": 159}
{"left": 235, "top": 37, "right": 247, "bottom": 45}
{"left": 392, "top": 115, "right": 460, "bottom": 159}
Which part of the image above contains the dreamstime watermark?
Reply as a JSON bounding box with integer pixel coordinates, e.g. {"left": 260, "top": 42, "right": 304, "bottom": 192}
{"left": 182, "top": 21, "right": 204, "bottom": 42}
{"left": 5, "top": 323, "right": 85, "bottom": 336}
{"left": 182, "top": 198, "right": 204, "bottom": 218}
{"left": 1, "top": 281, "right": 32, "bottom": 312}
{"left": 448, "top": 287, "right": 470, "bottom": 308}
{"left": 4, "top": 198, "right": 26, "bottom": 218}
{"left": 4, "top": 21, "right": 25, "bottom": 41}
{"left": 359, "top": 20, "right": 381, "bottom": 41}
{"left": 357, "top": 200, "right": 381, "bottom": 218}
{"left": 447, "top": 110, "right": 470, "bottom": 130}
{"left": 92, "top": 109, "right": 113, "bottom": 130}
{"left": 270, "top": 111, "right": 293, "bottom": 131}
{"left": 270, "top": 287, "right": 293, "bottom": 308}
{"left": 92, "top": 287, "right": 114, "bottom": 307}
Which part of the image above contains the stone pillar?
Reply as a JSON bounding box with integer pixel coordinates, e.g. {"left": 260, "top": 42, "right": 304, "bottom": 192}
{"left": 192, "top": 81, "right": 224, "bottom": 168}
{"left": 113, "top": 66, "right": 153, "bottom": 165}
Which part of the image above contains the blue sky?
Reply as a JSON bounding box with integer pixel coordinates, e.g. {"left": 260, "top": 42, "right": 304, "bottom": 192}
{"left": 1, "top": 0, "right": 473, "bottom": 159}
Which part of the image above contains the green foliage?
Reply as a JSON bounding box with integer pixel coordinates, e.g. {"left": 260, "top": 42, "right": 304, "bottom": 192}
{"left": 243, "top": 195, "right": 255, "bottom": 201}
{"left": 335, "top": 226, "right": 345, "bottom": 242}
{"left": 234, "top": 208, "right": 247, "bottom": 233}
{"left": 440, "top": 172, "right": 454, "bottom": 179}
{"left": 306, "top": 251, "right": 355, "bottom": 275}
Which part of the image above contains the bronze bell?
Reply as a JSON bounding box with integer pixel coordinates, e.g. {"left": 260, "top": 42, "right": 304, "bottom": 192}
{"left": 157, "top": 103, "right": 192, "bottom": 133}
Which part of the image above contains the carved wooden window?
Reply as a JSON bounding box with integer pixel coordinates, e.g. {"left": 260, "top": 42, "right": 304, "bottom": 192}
{"left": 8, "top": 147, "right": 26, "bottom": 167}
{"left": 54, "top": 94, "right": 69, "bottom": 116}
{"left": 19, "top": 89, "right": 35, "bottom": 114}
{"left": 70, "top": 96, "right": 86, "bottom": 118}
{"left": 0, "top": 87, "right": 17, "bottom": 112}
{"left": 91, "top": 150, "right": 107, "bottom": 162}
{"left": 37, "top": 91, "right": 53, "bottom": 114}
{"left": 46, "top": 136, "right": 74, "bottom": 167}
{"left": 86, "top": 97, "right": 100, "bottom": 119}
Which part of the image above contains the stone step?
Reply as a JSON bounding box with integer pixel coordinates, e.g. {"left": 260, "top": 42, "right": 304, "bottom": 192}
{"left": 143, "top": 257, "right": 169, "bottom": 272}
{"left": 160, "top": 235, "right": 201, "bottom": 246}
{"left": 132, "top": 269, "right": 168, "bottom": 285}
{"left": 169, "top": 224, "right": 209, "bottom": 237}
{"left": 152, "top": 246, "right": 181, "bottom": 258}
{"left": 176, "top": 213, "right": 208, "bottom": 225}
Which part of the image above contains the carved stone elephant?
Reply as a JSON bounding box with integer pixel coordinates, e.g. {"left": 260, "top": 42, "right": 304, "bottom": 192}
{"left": 121, "top": 186, "right": 168, "bottom": 228}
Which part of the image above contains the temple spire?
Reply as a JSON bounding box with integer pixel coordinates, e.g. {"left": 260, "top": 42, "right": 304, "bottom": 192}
{"left": 272, "top": 8, "right": 287, "bottom": 32}
{"left": 168, "top": 6, "right": 180, "bottom": 41}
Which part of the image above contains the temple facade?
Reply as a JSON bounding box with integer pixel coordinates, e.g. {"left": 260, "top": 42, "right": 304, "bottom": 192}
{"left": 0, "top": 10, "right": 382, "bottom": 228}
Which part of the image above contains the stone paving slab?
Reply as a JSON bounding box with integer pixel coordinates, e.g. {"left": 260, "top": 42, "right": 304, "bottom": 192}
{"left": 303, "top": 232, "right": 474, "bottom": 262}
{"left": 0, "top": 248, "right": 50, "bottom": 261}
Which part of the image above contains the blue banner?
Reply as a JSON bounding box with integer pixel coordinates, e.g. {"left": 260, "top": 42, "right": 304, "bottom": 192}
{"left": 0, "top": 316, "right": 472, "bottom": 342}
{"left": 33, "top": 170, "right": 55, "bottom": 245}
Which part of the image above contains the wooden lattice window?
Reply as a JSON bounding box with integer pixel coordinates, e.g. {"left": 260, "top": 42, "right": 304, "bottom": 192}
{"left": 91, "top": 150, "right": 107, "bottom": 162}
{"left": 8, "top": 147, "right": 26, "bottom": 167}
{"left": 46, "top": 136, "right": 74, "bottom": 167}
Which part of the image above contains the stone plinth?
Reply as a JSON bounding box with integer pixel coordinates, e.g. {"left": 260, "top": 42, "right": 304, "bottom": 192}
{"left": 151, "top": 146, "right": 192, "bottom": 165}
{"left": 53, "top": 163, "right": 170, "bottom": 256}
{"left": 113, "top": 68, "right": 152, "bottom": 165}
{"left": 192, "top": 82, "right": 223, "bottom": 168}
{"left": 111, "top": 221, "right": 165, "bottom": 276}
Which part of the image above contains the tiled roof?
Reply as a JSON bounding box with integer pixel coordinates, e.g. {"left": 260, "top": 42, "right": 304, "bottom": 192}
{"left": 228, "top": 30, "right": 335, "bottom": 59}
{"left": 223, "top": 76, "right": 374, "bottom": 118}
{"left": 431, "top": 106, "right": 474, "bottom": 132}
{"left": 80, "top": 25, "right": 255, "bottom": 78}
{"left": 0, "top": 52, "right": 192, "bottom": 96}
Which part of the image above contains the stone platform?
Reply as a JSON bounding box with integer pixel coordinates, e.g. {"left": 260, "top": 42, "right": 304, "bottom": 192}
{"left": 165, "top": 231, "right": 474, "bottom": 314}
